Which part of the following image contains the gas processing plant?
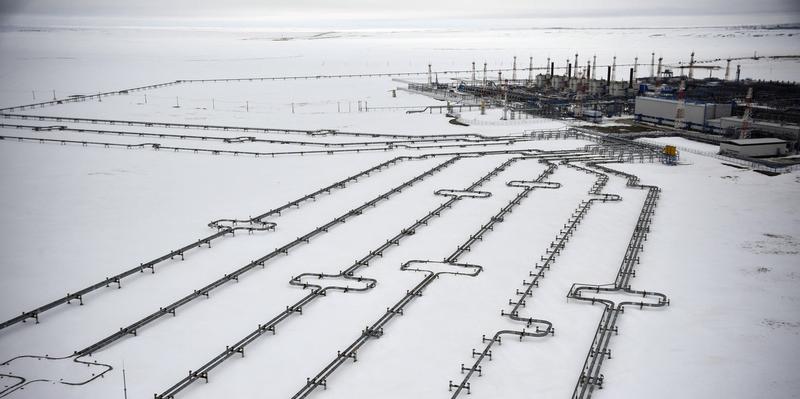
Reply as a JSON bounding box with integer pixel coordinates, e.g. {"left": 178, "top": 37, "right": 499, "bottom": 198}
{"left": 403, "top": 52, "right": 800, "bottom": 170}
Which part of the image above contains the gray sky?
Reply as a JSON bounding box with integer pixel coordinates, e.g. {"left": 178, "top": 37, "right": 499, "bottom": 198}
{"left": 2, "top": 0, "right": 799, "bottom": 26}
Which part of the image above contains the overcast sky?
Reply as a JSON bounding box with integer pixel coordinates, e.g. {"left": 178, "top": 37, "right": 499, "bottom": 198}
{"left": 2, "top": 0, "right": 799, "bottom": 27}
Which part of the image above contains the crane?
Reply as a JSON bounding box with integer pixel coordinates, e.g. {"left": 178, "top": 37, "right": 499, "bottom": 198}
{"left": 739, "top": 87, "right": 754, "bottom": 140}
{"left": 674, "top": 80, "right": 686, "bottom": 130}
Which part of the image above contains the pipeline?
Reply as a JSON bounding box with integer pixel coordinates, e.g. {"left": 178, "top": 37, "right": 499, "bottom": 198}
{"left": 0, "top": 155, "right": 425, "bottom": 332}
{"left": 449, "top": 158, "right": 623, "bottom": 397}
{"left": 292, "top": 156, "right": 562, "bottom": 399}
{"left": 156, "top": 155, "right": 531, "bottom": 399}
{"left": 566, "top": 161, "right": 669, "bottom": 399}
{"left": 74, "top": 156, "right": 460, "bottom": 357}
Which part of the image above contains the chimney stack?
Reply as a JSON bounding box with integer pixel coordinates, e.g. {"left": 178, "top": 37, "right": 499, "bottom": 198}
{"left": 629, "top": 68, "right": 634, "bottom": 88}
{"left": 650, "top": 52, "right": 655, "bottom": 78}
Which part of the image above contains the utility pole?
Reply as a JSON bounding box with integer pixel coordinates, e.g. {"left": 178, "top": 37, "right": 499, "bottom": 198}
{"left": 483, "top": 62, "right": 487, "bottom": 86}
{"left": 592, "top": 54, "right": 597, "bottom": 80}
{"left": 122, "top": 361, "right": 128, "bottom": 399}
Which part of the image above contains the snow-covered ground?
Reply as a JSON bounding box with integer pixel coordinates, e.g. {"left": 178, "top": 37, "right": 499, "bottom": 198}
{"left": 0, "top": 25, "right": 798, "bottom": 399}
{"left": 1, "top": 24, "right": 799, "bottom": 108}
{"left": 638, "top": 136, "right": 723, "bottom": 154}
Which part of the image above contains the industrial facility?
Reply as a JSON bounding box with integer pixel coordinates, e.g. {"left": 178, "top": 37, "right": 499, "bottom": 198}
{"left": 720, "top": 138, "right": 789, "bottom": 157}
{"left": 403, "top": 52, "right": 800, "bottom": 167}
{"left": 634, "top": 96, "right": 732, "bottom": 131}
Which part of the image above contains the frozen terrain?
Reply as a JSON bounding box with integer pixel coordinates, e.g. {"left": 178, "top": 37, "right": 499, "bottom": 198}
{"left": 1, "top": 24, "right": 799, "bottom": 108}
{"left": 0, "top": 24, "right": 799, "bottom": 399}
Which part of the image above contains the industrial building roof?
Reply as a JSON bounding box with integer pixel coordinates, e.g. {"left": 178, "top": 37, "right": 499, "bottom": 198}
{"left": 719, "top": 117, "right": 800, "bottom": 131}
{"left": 636, "top": 95, "right": 724, "bottom": 106}
{"left": 724, "top": 138, "right": 787, "bottom": 146}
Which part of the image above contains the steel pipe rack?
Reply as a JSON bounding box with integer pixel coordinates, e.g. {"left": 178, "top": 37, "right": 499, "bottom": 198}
{"left": 292, "top": 156, "right": 565, "bottom": 399}
{"left": 0, "top": 81, "right": 183, "bottom": 113}
{"left": 0, "top": 223, "right": 274, "bottom": 331}
{"left": 434, "top": 189, "right": 492, "bottom": 199}
{"left": 154, "top": 155, "right": 529, "bottom": 399}
{"left": 0, "top": 134, "right": 469, "bottom": 158}
{"left": 0, "top": 60, "right": 657, "bottom": 114}
{"left": 0, "top": 375, "right": 25, "bottom": 398}
{"left": 3, "top": 139, "right": 616, "bottom": 396}
{"left": 0, "top": 121, "right": 532, "bottom": 149}
{"left": 449, "top": 157, "right": 625, "bottom": 397}
{"left": 155, "top": 273, "right": 377, "bottom": 399}
{"left": 75, "top": 156, "right": 460, "bottom": 358}
{"left": 1, "top": 112, "right": 570, "bottom": 142}
{"left": 0, "top": 144, "right": 607, "bottom": 334}
{"left": 0, "top": 130, "right": 550, "bottom": 159}
{"left": 0, "top": 154, "right": 423, "bottom": 332}
{"left": 566, "top": 161, "right": 669, "bottom": 399}
{"left": 444, "top": 160, "right": 557, "bottom": 264}
{"left": 0, "top": 354, "right": 113, "bottom": 398}
{"left": 155, "top": 154, "right": 573, "bottom": 398}
{"left": 293, "top": 261, "right": 482, "bottom": 399}
{"left": 566, "top": 285, "right": 669, "bottom": 399}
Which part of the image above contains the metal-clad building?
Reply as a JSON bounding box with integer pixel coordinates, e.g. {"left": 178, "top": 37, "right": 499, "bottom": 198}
{"left": 634, "top": 96, "right": 732, "bottom": 131}
{"left": 720, "top": 138, "right": 788, "bottom": 157}
{"left": 717, "top": 117, "right": 800, "bottom": 137}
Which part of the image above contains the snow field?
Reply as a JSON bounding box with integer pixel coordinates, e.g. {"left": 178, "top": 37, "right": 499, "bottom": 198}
{"left": 600, "top": 154, "right": 800, "bottom": 399}
{"left": 311, "top": 162, "right": 603, "bottom": 399}
{"left": 1, "top": 23, "right": 798, "bottom": 399}
{"left": 2, "top": 26, "right": 798, "bottom": 108}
